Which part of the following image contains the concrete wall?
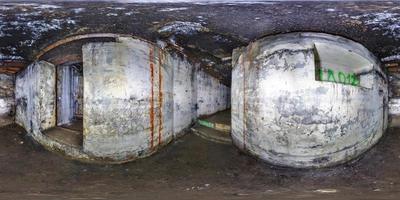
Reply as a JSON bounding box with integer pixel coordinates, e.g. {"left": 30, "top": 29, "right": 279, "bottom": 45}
{"left": 13, "top": 37, "right": 230, "bottom": 163}
{"left": 168, "top": 53, "right": 196, "bottom": 134}
{"left": 82, "top": 38, "right": 172, "bottom": 159}
{"left": 0, "top": 74, "right": 15, "bottom": 127}
{"left": 82, "top": 37, "right": 230, "bottom": 160}
{"left": 196, "top": 70, "right": 230, "bottom": 117}
{"left": 232, "top": 33, "right": 388, "bottom": 168}
{"left": 15, "top": 61, "right": 56, "bottom": 133}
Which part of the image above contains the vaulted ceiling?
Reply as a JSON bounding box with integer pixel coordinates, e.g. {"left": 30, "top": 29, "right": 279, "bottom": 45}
{"left": 0, "top": 1, "right": 400, "bottom": 85}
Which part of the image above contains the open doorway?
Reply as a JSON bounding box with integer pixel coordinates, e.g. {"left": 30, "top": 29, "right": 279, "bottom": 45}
{"left": 57, "top": 63, "right": 83, "bottom": 131}
{"left": 43, "top": 62, "right": 83, "bottom": 148}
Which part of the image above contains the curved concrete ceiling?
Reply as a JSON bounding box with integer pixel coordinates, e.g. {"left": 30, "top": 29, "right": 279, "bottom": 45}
{"left": 0, "top": 1, "right": 399, "bottom": 84}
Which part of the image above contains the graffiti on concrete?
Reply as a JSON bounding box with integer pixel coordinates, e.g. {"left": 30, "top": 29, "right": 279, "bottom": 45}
{"left": 318, "top": 68, "right": 360, "bottom": 86}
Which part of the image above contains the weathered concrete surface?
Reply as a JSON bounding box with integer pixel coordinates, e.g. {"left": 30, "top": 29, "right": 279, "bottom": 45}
{"left": 82, "top": 37, "right": 229, "bottom": 161}
{"left": 14, "top": 61, "right": 95, "bottom": 162}
{"left": 82, "top": 38, "right": 174, "bottom": 160}
{"left": 232, "top": 32, "right": 388, "bottom": 168}
{"left": 196, "top": 70, "right": 230, "bottom": 116}
{"left": 83, "top": 38, "right": 227, "bottom": 160}
{"left": 0, "top": 74, "right": 14, "bottom": 126}
{"left": 169, "top": 52, "right": 196, "bottom": 135}
{"left": 11, "top": 36, "right": 230, "bottom": 163}
{"left": 15, "top": 61, "right": 56, "bottom": 132}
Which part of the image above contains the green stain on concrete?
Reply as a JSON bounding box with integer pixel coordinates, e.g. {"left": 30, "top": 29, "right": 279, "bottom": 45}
{"left": 198, "top": 120, "right": 215, "bottom": 129}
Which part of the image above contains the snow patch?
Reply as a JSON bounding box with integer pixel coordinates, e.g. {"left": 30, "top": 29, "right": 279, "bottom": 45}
{"left": 106, "top": 13, "right": 118, "bottom": 16}
{"left": 3, "top": 3, "right": 38, "bottom": 7}
{"left": 350, "top": 12, "right": 400, "bottom": 39}
{"left": 159, "top": 7, "right": 188, "bottom": 12}
{"left": 16, "top": 11, "right": 42, "bottom": 17}
{"left": 107, "top": 7, "right": 126, "bottom": 10}
{"left": 158, "top": 21, "right": 209, "bottom": 35}
{"left": 0, "top": 53, "right": 23, "bottom": 60}
{"left": 0, "top": 18, "right": 76, "bottom": 47}
{"left": 73, "top": 8, "right": 85, "bottom": 14}
{"left": 35, "top": 5, "right": 61, "bottom": 9}
{"left": 0, "top": 6, "right": 12, "bottom": 11}
{"left": 382, "top": 55, "right": 400, "bottom": 62}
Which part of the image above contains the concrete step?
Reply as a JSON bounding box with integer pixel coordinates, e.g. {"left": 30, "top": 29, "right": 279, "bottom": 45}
{"left": 191, "top": 123, "right": 231, "bottom": 145}
{"left": 194, "top": 109, "right": 232, "bottom": 144}
{"left": 198, "top": 119, "right": 231, "bottom": 133}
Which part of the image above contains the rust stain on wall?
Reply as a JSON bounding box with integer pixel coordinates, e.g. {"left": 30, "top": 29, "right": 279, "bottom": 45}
{"left": 149, "top": 47, "right": 155, "bottom": 148}
{"left": 242, "top": 51, "right": 247, "bottom": 150}
{"left": 158, "top": 50, "right": 163, "bottom": 146}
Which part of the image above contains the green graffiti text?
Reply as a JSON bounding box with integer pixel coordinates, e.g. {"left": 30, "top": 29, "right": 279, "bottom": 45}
{"left": 318, "top": 68, "right": 360, "bottom": 86}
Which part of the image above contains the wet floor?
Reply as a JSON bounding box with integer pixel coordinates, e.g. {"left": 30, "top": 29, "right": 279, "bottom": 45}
{"left": 1, "top": 124, "right": 400, "bottom": 199}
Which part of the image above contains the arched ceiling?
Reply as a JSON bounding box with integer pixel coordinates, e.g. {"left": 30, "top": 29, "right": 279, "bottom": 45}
{"left": 0, "top": 1, "right": 400, "bottom": 85}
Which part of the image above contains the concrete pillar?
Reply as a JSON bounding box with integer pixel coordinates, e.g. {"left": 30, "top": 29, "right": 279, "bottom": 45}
{"left": 232, "top": 33, "right": 388, "bottom": 168}
{"left": 15, "top": 61, "right": 56, "bottom": 133}
{"left": 82, "top": 38, "right": 174, "bottom": 160}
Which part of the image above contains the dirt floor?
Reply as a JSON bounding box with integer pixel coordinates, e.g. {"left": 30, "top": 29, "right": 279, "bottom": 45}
{"left": 1, "top": 124, "right": 400, "bottom": 200}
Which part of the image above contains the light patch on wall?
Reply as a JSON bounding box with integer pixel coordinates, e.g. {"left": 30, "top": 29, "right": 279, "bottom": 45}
{"left": 0, "top": 99, "right": 9, "bottom": 114}
{"left": 314, "top": 42, "right": 374, "bottom": 88}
